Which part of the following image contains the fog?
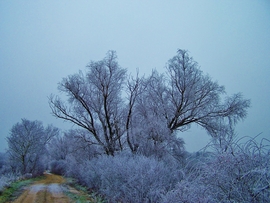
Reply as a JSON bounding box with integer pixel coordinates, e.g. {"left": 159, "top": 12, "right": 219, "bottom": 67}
{"left": 0, "top": 0, "right": 270, "bottom": 152}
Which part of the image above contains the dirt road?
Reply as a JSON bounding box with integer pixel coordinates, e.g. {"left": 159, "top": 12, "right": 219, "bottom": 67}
{"left": 12, "top": 173, "right": 72, "bottom": 203}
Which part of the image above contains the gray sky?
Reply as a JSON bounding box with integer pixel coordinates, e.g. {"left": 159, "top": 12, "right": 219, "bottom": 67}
{"left": 1, "top": 1, "right": 270, "bottom": 152}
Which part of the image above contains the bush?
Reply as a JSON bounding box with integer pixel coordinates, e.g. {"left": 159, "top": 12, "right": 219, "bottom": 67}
{"left": 162, "top": 180, "right": 215, "bottom": 203}
{"left": 66, "top": 152, "right": 183, "bottom": 203}
{"left": 49, "top": 160, "right": 67, "bottom": 175}
{"left": 163, "top": 137, "right": 270, "bottom": 203}
{"left": 0, "top": 176, "right": 9, "bottom": 192}
{"left": 65, "top": 136, "right": 270, "bottom": 202}
{"left": 0, "top": 174, "right": 18, "bottom": 192}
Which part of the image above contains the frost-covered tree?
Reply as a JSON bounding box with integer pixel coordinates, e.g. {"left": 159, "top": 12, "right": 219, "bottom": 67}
{"left": 125, "top": 72, "right": 146, "bottom": 153}
{"left": 48, "top": 129, "right": 100, "bottom": 162}
{"left": 128, "top": 50, "right": 249, "bottom": 157}
{"left": 137, "top": 49, "right": 250, "bottom": 143}
{"left": 50, "top": 49, "right": 250, "bottom": 157}
{"left": 47, "top": 133, "right": 72, "bottom": 161}
{"left": 6, "top": 119, "right": 58, "bottom": 176}
{"left": 50, "top": 51, "right": 127, "bottom": 156}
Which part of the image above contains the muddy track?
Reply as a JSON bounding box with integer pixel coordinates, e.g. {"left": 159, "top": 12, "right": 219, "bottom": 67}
{"left": 12, "top": 173, "right": 71, "bottom": 203}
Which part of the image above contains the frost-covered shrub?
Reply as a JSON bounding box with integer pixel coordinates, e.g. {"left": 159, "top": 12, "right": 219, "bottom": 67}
{"left": 67, "top": 152, "right": 183, "bottom": 203}
{"left": 49, "top": 160, "right": 67, "bottom": 175}
{"left": 163, "top": 137, "right": 270, "bottom": 203}
{"left": 0, "top": 173, "right": 19, "bottom": 192}
{"left": 0, "top": 152, "right": 7, "bottom": 169}
{"left": 0, "top": 176, "right": 9, "bottom": 192}
{"left": 162, "top": 180, "right": 215, "bottom": 203}
{"left": 0, "top": 153, "right": 20, "bottom": 192}
{"left": 199, "top": 137, "right": 270, "bottom": 202}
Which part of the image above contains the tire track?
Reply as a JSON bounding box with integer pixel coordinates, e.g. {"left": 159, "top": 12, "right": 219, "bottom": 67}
{"left": 12, "top": 174, "right": 70, "bottom": 203}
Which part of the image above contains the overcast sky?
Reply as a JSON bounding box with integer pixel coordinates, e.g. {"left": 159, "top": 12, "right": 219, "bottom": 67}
{"left": 0, "top": 1, "right": 269, "bottom": 152}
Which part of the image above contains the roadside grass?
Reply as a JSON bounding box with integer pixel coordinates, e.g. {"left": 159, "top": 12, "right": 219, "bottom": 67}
{"left": 0, "top": 176, "right": 44, "bottom": 203}
{"left": 66, "top": 190, "right": 106, "bottom": 203}
{"left": 66, "top": 192, "right": 89, "bottom": 203}
{"left": 65, "top": 178, "right": 106, "bottom": 203}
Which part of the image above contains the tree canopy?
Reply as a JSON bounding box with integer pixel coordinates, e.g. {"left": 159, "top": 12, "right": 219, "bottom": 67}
{"left": 49, "top": 49, "right": 250, "bottom": 156}
{"left": 6, "top": 119, "right": 58, "bottom": 175}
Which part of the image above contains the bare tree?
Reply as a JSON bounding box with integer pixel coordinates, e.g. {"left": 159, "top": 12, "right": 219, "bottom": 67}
{"left": 125, "top": 72, "right": 145, "bottom": 152}
{"left": 6, "top": 119, "right": 58, "bottom": 175}
{"left": 50, "top": 49, "right": 250, "bottom": 156}
{"left": 138, "top": 49, "right": 250, "bottom": 142}
{"left": 49, "top": 51, "right": 127, "bottom": 156}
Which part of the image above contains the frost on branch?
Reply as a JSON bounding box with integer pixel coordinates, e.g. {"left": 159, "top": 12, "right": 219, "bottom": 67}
{"left": 49, "top": 49, "right": 250, "bottom": 157}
